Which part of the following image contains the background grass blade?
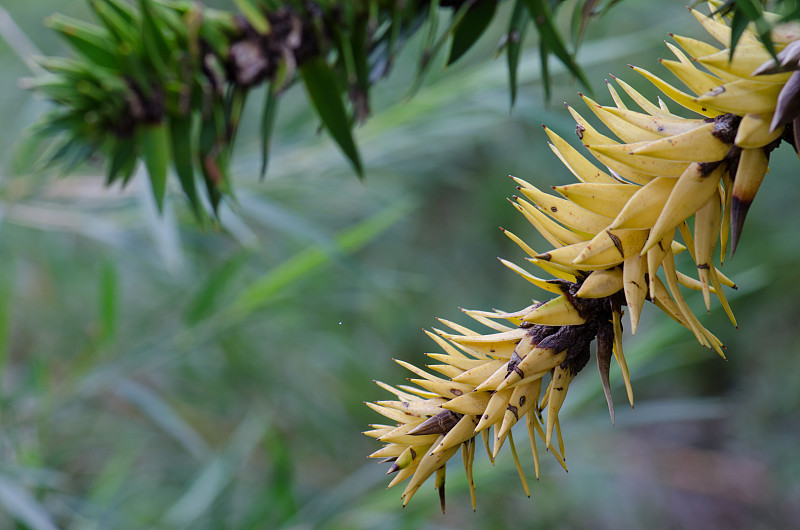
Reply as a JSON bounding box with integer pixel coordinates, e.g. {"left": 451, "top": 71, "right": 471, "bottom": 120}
{"left": 0, "top": 478, "right": 59, "bottom": 530}
{"left": 228, "top": 199, "right": 415, "bottom": 317}
{"left": 162, "top": 412, "right": 267, "bottom": 527}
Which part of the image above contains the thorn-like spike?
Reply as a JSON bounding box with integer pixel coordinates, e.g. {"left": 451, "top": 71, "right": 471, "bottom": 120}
{"left": 508, "top": 431, "right": 530, "bottom": 497}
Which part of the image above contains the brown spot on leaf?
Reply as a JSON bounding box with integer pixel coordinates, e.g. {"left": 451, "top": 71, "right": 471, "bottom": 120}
{"left": 711, "top": 113, "right": 741, "bottom": 144}
{"left": 408, "top": 410, "right": 461, "bottom": 435}
{"left": 507, "top": 404, "right": 519, "bottom": 420}
{"left": 607, "top": 230, "right": 623, "bottom": 257}
{"left": 698, "top": 161, "right": 722, "bottom": 176}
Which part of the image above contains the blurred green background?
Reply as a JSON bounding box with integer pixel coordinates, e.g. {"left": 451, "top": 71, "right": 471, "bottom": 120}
{"left": 0, "top": 1, "right": 799, "bottom": 528}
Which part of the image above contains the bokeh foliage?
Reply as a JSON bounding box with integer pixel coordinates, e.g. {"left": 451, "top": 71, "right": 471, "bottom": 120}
{"left": 0, "top": 0, "right": 799, "bottom": 529}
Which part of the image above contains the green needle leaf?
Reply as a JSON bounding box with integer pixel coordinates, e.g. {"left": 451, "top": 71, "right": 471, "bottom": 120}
{"left": 198, "top": 110, "right": 225, "bottom": 212}
{"left": 447, "top": 0, "right": 498, "bottom": 66}
{"left": 101, "top": 0, "right": 138, "bottom": 24}
{"left": 300, "top": 58, "right": 363, "bottom": 178}
{"left": 107, "top": 139, "right": 138, "bottom": 185}
{"left": 139, "top": 0, "right": 172, "bottom": 75}
{"left": 233, "top": 0, "right": 271, "bottom": 34}
{"left": 540, "top": 37, "right": 551, "bottom": 102}
{"left": 351, "top": 15, "right": 371, "bottom": 123}
{"left": 259, "top": 85, "right": 278, "bottom": 179}
{"left": 729, "top": 6, "right": 751, "bottom": 59}
{"left": 45, "top": 14, "right": 119, "bottom": 71}
{"left": 524, "top": 0, "right": 592, "bottom": 92}
{"left": 169, "top": 115, "right": 201, "bottom": 216}
{"left": 140, "top": 123, "right": 170, "bottom": 212}
{"left": 505, "top": 0, "right": 530, "bottom": 109}
{"left": 90, "top": 1, "right": 139, "bottom": 49}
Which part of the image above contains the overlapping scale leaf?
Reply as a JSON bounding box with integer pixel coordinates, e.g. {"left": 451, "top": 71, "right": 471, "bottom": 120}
{"left": 366, "top": 6, "right": 800, "bottom": 508}
{"left": 525, "top": 4, "right": 797, "bottom": 340}
{"left": 653, "top": 7, "right": 794, "bottom": 257}
{"left": 367, "top": 301, "right": 593, "bottom": 511}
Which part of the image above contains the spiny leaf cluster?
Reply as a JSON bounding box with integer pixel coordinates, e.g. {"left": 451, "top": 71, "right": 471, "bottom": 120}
{"left": 366, "top": 3, "right": 800, "bottom": 511}
{"left": 27, "top": 0, "right": 609, "bottom": 218}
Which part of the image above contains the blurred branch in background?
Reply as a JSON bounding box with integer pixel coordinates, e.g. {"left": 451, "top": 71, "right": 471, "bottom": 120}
{"left": 0, "top": 5, "right": 42, "bottom": 72}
